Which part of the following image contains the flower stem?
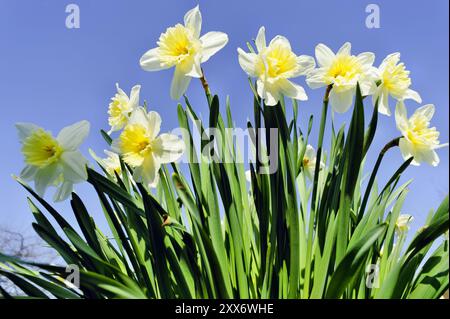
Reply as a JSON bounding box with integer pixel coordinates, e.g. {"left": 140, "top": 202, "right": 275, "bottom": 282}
{"left": 358, "top": 136, "right": 401, "bottom": 220}
{"left": 200, "top": 68, "right": 212, "bottom": 105}
{"left": 311, "top": 85, "right": 332, "bottom": 211}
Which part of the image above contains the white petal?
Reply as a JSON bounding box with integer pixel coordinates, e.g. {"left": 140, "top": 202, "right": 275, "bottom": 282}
{"left": 57, "top": 120, "right": 90, "bottom": 151}
{"left": 279, "top": 79, "right": 308, "bottom": 101}
{"left": 315, "top": 43, "right": 335, "bottom": 67}
{"left": 293, "top": 55, "right": 316, "bottom": 77}
{"left": 404, "top": 89, "right": 422, "bottom": 103}
{"left": 395, "top": 101, "right": 409, "bottom": 133}
{"left": 255, "top": 26, "right": 266, "bottom": 52}
{"left": 140, "top": 48, "right": 170, "bottom": 71}
{"left": 134, "top": 154, "right": 161, "bottom": 188}
{"left": 329, "top": 88, "right": 354, "bottom": 113}
{"left": 128, "top": 85, "right": 141, "bottom": 109}
{"left": 15, "top": 123, "right": 41, "bottom": 141}
{"left": 53, "top": 181, "right": 74, "bottom": 202}
{"left": 146, "top": 111, "right": 162, "bottom": 140}
{"left": 34, "top": 164, "right": 60, "bottom": 197}
{"left": 269, "top": 35, "right": 291, "bottom": 50}
{"left": 422, "top": 149, "right": 440, "bottom": 167}
{"left": 376, "top": 88, "right": 391, "bottom": 116}
{"left": 257, "top": 79, "right": 279, "bottom": 106}
{"left": 128, "top": 107, "right": 149, "bottom": 128}
{"left": 152, "top": 133, "right": 185, "bottom": 163}
{"left": 20, "top": 165, "right": 38, "bottom": 181}
{"left": 379, "top": 52, "right": 400, "bottom": 71}
{"left": 184, "top": 5, "right": 202, "bottom": 38}
{"left": 398, "top": 138, "right": 416, "bottom": 164}
{"left": 305, "top": 144, "right": 316, "bottom": 160}
{"left": 237, "top": 48, "right": 259, "bottom": 77}
{"left": 414, "top": 104, "right": 435, "bottom": 121}
{"left": 200, "top": 32, "right": 228, "bottom": 63}
{"left": 337, "top": 42, "right": 351, "bottom": 56}
{"left": 61, "top": 151, "right": 88, "bottom": 182}
{"left": 186, "top": 55, "right": 203, "bottom": 77}
{"left": 306, "top": 69, "right": 327, "bottom": 89}
{"left": 357, "top": 52, "right": 375, "bottom": 66}
{"left": 170, "top": 66, "right": 192, "bottom": 100}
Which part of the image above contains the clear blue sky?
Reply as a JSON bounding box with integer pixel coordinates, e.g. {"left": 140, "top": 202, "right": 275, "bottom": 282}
{"left": 0, "top": 0, "right": 448, "bottom": 236}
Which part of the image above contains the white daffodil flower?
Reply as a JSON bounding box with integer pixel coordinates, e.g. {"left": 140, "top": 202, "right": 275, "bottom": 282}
{"left": 112, "top": 107, "right": 185, "bottom": 187}
{"left": 302, "top": 144, "right": 325, "bottom": 180}
{"left": 395, "top": 101, "right": 448, "bottom": 166}
{"left": 237, "top": 27, "right": 315, "bottom": 106}
{"left": 373, "top": 53, "right": 422, "bottom": 116}
{"left": 395, "top": 214, "right": 414, "bottom": 234}
{"left": 108, "top": 83, "right": 141, "bottom": 134}
{"left": 90, "top": 149, "right": 122, "bottom": 181}
{"left": 139, "top": 5, "right": 228, "bottom": 99}
{"left": 16, "top": 120, "right": 90, "bottom": 202}
{"left": 306, "top": 42, "right": 378, "bottom": 113}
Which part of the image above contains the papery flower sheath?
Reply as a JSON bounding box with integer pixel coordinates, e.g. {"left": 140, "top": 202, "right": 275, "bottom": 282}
{"left": 140, "top": 5, "right": 228, "bottom": 99}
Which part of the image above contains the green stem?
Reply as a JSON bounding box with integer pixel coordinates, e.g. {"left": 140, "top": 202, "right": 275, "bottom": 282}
{"left": 358, "top": 137, "right": 401, "bottom": 221}
{"left": 200, "top": 68, "right": 212, "bottom": 106}
{"left": 311, "top": 85, "right": 332, "bottom": 211}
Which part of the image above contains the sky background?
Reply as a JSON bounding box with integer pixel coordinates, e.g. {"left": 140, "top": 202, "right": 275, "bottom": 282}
{"left": 0, "top": 0, "right": 448, "bottom": 239}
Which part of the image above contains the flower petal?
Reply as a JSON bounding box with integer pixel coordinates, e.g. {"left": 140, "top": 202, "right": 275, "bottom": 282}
{"left": 146, "top": 111, "right": 162, "bottom": 140}
{"left": 269, "top": 35, "right": 291, "bottom": 50}
{"left": 257, "top": 79, "right": 279, "bottom": 106}
{"left": 152, "top": 133, "right": 185, "bottom": 163}
{"left": 184, "top": 5, "right": 202, "bottom": 38}
{"left": 134, "top": 153, "right": 161, "bottom": 188}
{"left": 170, "top": 66, "right": 192, "bottom": 100}
{"left": 140, "top": 48, "right": 170, "bottom": 71}
{"left": 337, "top": 42, "right": 351, "bottom": 56}
{"left": 375, "top": 88, "right": 391, "bottom": 116}
{"left": 20, "top": 165, "right": 38, "bottom": 181}
{"left": 237, "top": 48, "right": 259, "bottom": 77}
{"left": 53, "top": 181, "right": 74, "bottom": 202}
{"left": 34, "top": 164, "right": 60, "bottom": 197}
{"left": 255, "top": 26, "right": 266, "bottom": 52}
{"left": 413, "top": 104, "right": 435, "bottom": 121}
{"left": 60, "top": 150, "right": 88, "bottom": 182}
{"left": 398, "top": 138, "right": 416, "bottom": 164}
{"left": 315, "top": 43, "right": 335, "bottom": 67}
{"left": 395, "top": 101, "right": 409, "bottom": 133}
{"left": 279, "top": 79, "right": 308, "bottom": 101}
{"left": 404, "top": 89, "right": 422, "bottom": 103}
{"left": 200, "top": 32, "right": 228, "bottom": 63}
{"left": 128, "top": 85, "right": 141, "bottom": 109}
{"left": 15, "top": 123, "right": 41, "bottom": 142}
{"left": 357, "top": 52, "right": 375, "bottom": 66}
{"left": 57, "top": 120, "right": 90, "bottom": 151}
{"left": 293, "top": 55, "right": 316, "bottom": 76}
{"left": 306, "top": 69, "right": 327, "bottom": 89}
{"left": 329, "top": 88, "right": 354, "bottom": 113}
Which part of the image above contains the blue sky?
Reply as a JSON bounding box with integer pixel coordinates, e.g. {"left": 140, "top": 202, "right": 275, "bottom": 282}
{"left": 0, "top": 0, "right": 448, "bottom": 236}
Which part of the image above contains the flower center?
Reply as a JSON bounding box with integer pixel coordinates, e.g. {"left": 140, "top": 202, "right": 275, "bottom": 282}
{"left": 22, "top": 129, "right": 63, "bottom": 167}
{"left": 326, "top": 55, "right": 362, "bottom": 84}
{"left": 108, "top": 95, "right": 131, "bottom": 127}
{"left": 119, "top": 124, "right": 152, "bottom": 167}
{"left": 406, "top": 116, "right": 439, "bottom": 147}
{"left": 382, "top": 61, "right": 411, "bottom": 95}
{"left": 259, "top": 44, "right": 298, "bottom": 78}
{"left": 157, "top": 24, "right": 199, "bottom": 67}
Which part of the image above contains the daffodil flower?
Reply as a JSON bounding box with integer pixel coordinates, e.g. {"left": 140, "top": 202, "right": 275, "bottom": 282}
{"left": 302, "top": 144, "right": 325, "bottom": 180}
{"left": 16, "top": 121, "right": 90, "bottom": 202}
{"left": 139, "top": 5, "right": 228, "bottom": 99}
{"left": 108, "top": 83, "right": 141, "bottom": 134}
{"left": 395, "top": 214, "right": 414, "bottom": 234}
{"left": 90, "top": 149, "right": 122, "bottom": 181}
{"left": 373, "top": 53, "right": 421, "bottom": 116}
{"left": 237, "top": 27, "right": 315, "bottom": 106}
{"left": 112, "top": 107, "right": 185, "bottom": 187}
{"left": 395, "top": 101, "right": 448, "bottom": 166}
{"left": 306, "top": 42, "right": 378, "bottom": 113}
